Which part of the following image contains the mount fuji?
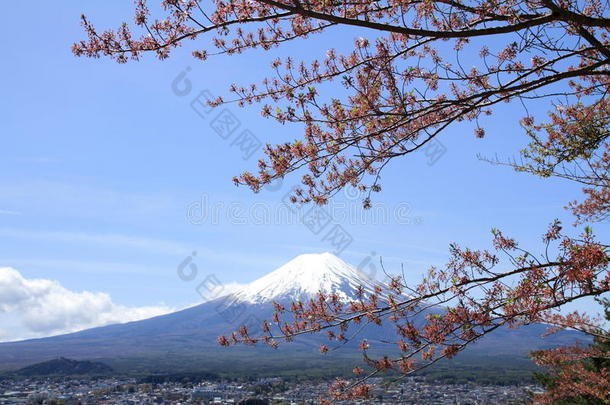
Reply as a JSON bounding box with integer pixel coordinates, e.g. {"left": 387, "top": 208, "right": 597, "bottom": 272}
{"left": 0, "top": 253, "right": 585, "bottom": 373}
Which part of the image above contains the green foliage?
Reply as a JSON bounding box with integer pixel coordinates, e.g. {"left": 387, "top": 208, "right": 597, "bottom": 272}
{"left": 239, "top": 399, "right": 269, "bottom": 405}
{"left": 15, "top": 357, "right": 113, "bottom": 377}
{"left": 517, "top": 102, "right": 609, "bottom": 179}
{"left": 533, "top": 299, "right": 610, "bottom": 404}
{"left": 419, "top": 355, "right": 538, "bottom": 385}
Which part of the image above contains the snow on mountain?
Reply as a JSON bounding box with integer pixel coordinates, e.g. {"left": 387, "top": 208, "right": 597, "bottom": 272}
{"left": 229, "top": 252, "right": 380, "bottom": 304}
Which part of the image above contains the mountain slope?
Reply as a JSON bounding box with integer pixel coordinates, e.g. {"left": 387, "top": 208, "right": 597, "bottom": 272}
{"left": 14, "top": 357, "right": 113, "bottom": 376}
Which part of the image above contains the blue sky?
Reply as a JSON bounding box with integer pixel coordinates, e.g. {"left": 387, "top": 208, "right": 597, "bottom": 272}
{"left": 0, "top": 1, "right": 606, "bottom": 341}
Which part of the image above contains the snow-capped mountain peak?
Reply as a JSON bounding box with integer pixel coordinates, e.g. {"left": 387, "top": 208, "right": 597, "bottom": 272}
{"left": 230, "top": 252, "right": 378, "bottom": 304}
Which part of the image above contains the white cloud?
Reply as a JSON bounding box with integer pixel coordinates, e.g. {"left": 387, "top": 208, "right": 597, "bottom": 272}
{"left": 0, "top": 267, "right": 177, "bottom": 342}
